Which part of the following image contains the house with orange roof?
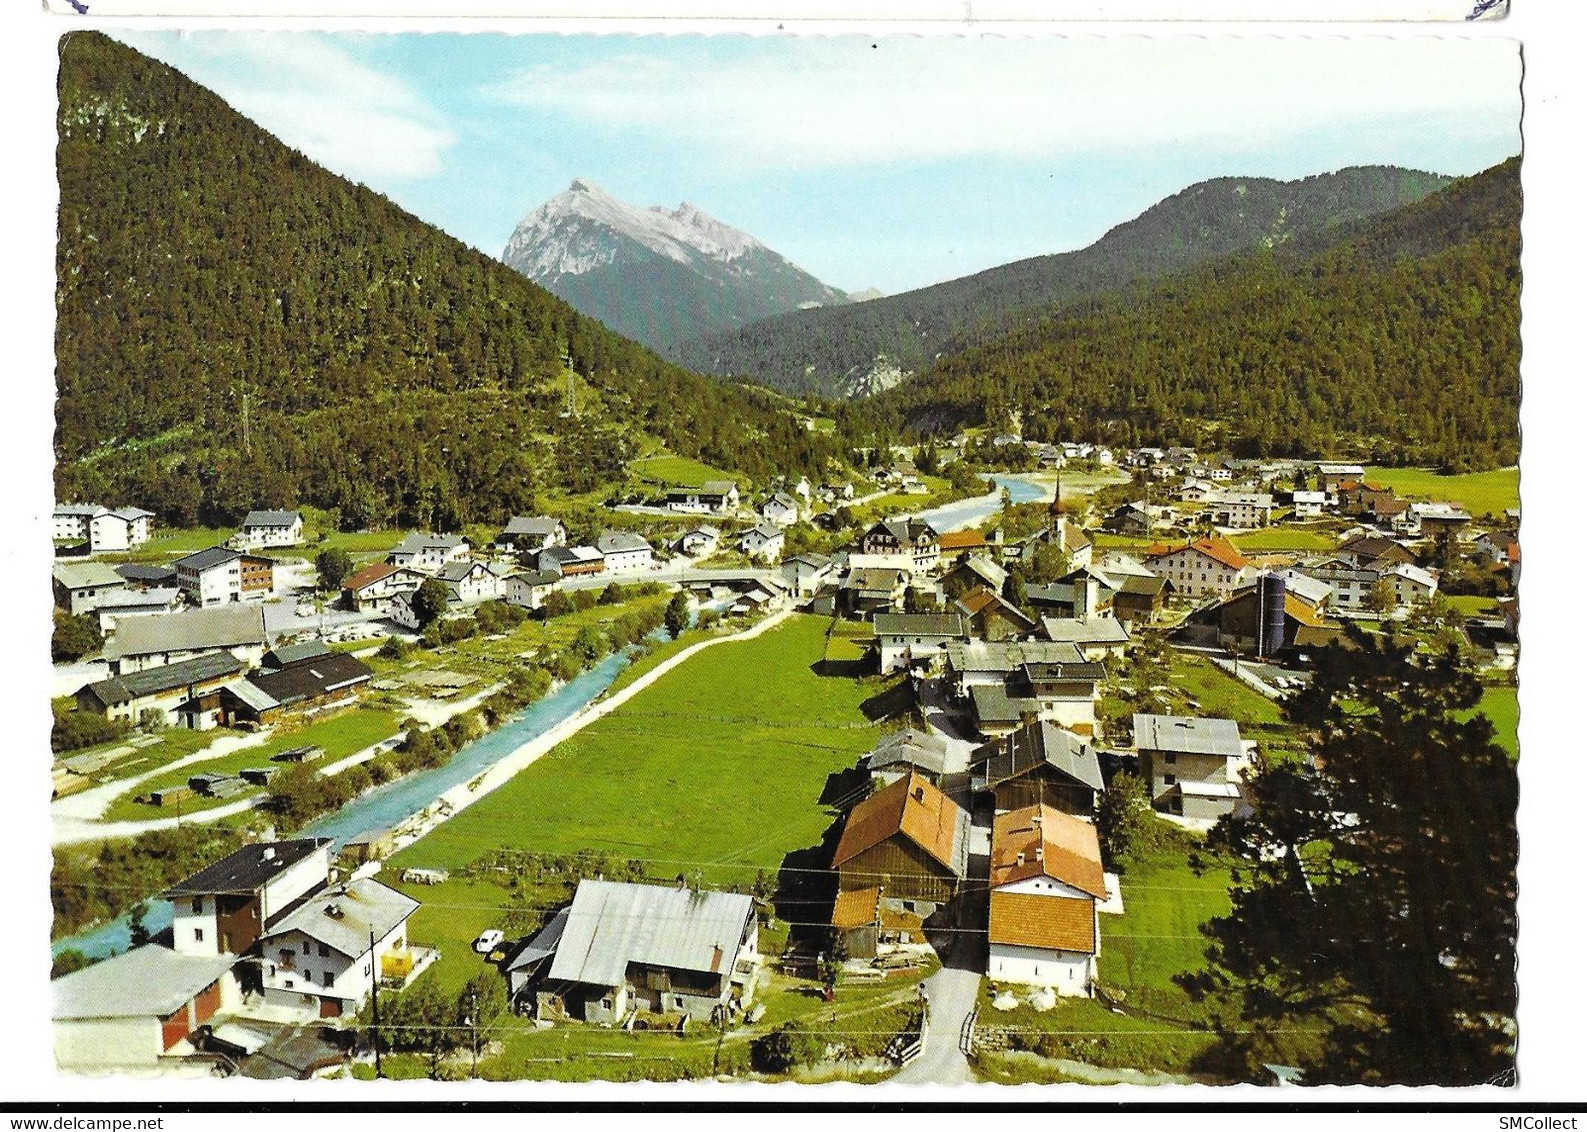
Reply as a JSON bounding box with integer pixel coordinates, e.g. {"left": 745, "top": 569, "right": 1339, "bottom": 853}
{"left": 937, "top": 527, "right": 989, "bottom": 559}
{"left": 831, "top": 772, "right": 970, "bottom": 909}
{"left": 1145, "top": 534, "right": 1254, "bottom": 599}
{"left": 341, "top": 561, "right": 428, "bottom": 614}
{"left": 986, "top": 803, "right": 1107, "bottom": 994}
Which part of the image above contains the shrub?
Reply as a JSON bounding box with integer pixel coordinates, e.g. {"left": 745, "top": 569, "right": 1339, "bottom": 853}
{"left": 51, "top": 707, "right": 130, "bottom": 754}
{"left": 752, "top": 1024, "right": 825, "bottom": 1073}
{"left": 52, "top": 610, "right": 103, "bottom": 663}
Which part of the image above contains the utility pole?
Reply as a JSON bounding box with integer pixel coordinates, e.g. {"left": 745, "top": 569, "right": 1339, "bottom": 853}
{"left": 468, "top": 988, "right": 479, "bottom": 1078}
{"left": 369, "top": 929, "right": 382, "bottom": 1078}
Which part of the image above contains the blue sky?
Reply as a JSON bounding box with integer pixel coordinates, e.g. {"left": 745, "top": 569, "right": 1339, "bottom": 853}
{"left": 117, "top": 32, "right": 1521, "bottom": 296}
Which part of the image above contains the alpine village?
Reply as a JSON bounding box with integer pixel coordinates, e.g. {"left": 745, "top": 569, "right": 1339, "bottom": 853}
{"left": 47, "top": 34, "right": 1520, "bottom": 1088}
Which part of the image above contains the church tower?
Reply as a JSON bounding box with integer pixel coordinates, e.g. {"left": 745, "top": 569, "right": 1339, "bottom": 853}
{"left": 1047, "top": 467, "right": 1066, "bottom": 542}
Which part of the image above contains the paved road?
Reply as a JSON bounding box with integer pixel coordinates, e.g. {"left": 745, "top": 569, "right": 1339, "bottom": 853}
{"left": 891, "top": 965, "right": 980, "bottom": 1085}
{"left": 892, "top": 886, "right": 988, "bottom": 1086}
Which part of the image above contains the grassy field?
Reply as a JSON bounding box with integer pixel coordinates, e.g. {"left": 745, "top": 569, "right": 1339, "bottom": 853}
{"left": 1462, "top": 684, "right": 1519, "bottom": 759}
{"left": 628, "top": 453, "right": 735, "bottom": 488}
{"left": 1445, "top": 595, "right": 1502, "bottom": 618}
{"left": 1365, "top": 466, "right": 1519, "bottom": 517}
{"left": 1230, "top": 528, "right": 1338, "bottom": 552}
{"left": 59, "top": 727, "right": 229, "bottom": 782}
{"left": 388, "top": 615, "right": 888, "bottom": 883}
{"left": 100, "top": 708, "right": 401, "bottom": 822}
{"left": 1167, "top": 653, "right": 1285, "bottom": 729}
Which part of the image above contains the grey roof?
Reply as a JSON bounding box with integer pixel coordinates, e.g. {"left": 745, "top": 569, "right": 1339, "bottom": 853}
{"left": 53, "top": 561, "right": 126, "bottom": 590}
{"left": 222, "top": 679, "right": 281, "bottom": 713}
{"left": 1133, "top": 713, "right": 1244, "bottom": 758}
{"left": 972, "top": 719, "right": 1104, "bottom": 792}
{"left": 80, "top": 651, "right": 247, "bottom": 707}
{"left": 163, "top": 839, "right": 329, "bottom": 899}
{"left": 92, "top": 586, "right": 181, "bottom": 611}
{"left": 947, "top": 639, "right": 1087, "bottom": 674}
{"left": 863, "top": 728, "right": 951, "bottom": 776}
{"left": 970, "top": 682, "right": 1040, "bottom": 726}
{"left": 175, "top": 546, "right": 243, "bottom": 572}
{"left": 55, "top": 502, "right": 107, "bottom": 518}
{"left": 1040, "top": 616, "right": 1131, "bottom": 647}
{"left": 435, "top": 559, "right": 487, "bottom": 583}
{"left": 262, "top": 877, "right": 418, "bottom": 960}
{"left": 844, "top": 567, "right": 907, "bottom": 592}
{"left": 700, "top": 480, "right": 738, "bottom": 495}
{"left": 540, "top": 545, "right": 602, "bottom": 569}
{"left": 108, "top": 604, "right": 269, "bottom": 660}
{"left": 116, "top": 563, "right": 178, "bottom": 585}
{"left": 1020, "top": 658, "right": 1108, "bottom": 683}
{"left": 950, "top": 555, "right": 1007, "bottom": 590}
{"left": 764, "top": 491, "right": 799, "bottom": 511}
{"left": 873, "top": 612, "right": 966, "bottom": 638}
{"left": 511, "top": 569, "right": 560, "bottom": 588}
{"left": 742, "top": 522, "right": 783, "bottom": 542}
{"left": 52, "top": 945, "right": 237, "bottom": 1022}
{"left": 505, "top": 907, "right": 571, "bottom": 974}
{"left": 783, "top": 552, "right": 833, "bottom": 571}
{"left": 243, "top": 510, "right": 302, "bottom": 528}
{"left": 264, "top": 639, "right": 333, "bottom": 669}
{"left": 110, "top": 507, "right": 156, "bottom": 521}
{"left": 547, "top": 880, "right": 755, "bottom": 988}
{"left": 596, "top": 530, "right": 652, "bottom": 554}
{"left": 501, "top": 516, "right": 563, "bottom": 537}
{"left": 391, "top": 532, "right": 468, "bottom": 555}
{"left": 682, "top": 525, "right": 720, "bottom": 540}
{"left": 1275, "top": 570, "right": 1333, "bottom": 606}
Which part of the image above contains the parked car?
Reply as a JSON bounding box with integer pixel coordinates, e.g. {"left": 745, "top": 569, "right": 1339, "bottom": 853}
{"left": 472, "top": 929, "right": 504, "bottom": 954}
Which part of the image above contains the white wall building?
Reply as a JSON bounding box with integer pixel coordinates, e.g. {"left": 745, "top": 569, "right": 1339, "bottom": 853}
{"left": 596, "top": 531, "right": 656, "bottom": 574}
{"left": 237, "top": 510, "right": 304, "bottom": 548}
{"left": 256, "top": 878, "right": 419, "bottom": 1017}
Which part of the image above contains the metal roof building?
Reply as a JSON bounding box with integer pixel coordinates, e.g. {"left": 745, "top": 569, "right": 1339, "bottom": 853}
{"left": 547, "top": 880, "right": 756, "bottom": 989}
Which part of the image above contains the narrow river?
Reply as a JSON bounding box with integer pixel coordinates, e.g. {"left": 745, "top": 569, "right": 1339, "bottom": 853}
{"left": 53, "top": 642, "right": 646, "bottom": 960}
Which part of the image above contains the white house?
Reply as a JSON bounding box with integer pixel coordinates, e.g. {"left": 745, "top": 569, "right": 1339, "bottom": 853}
{"left": 739, "top": 522, "right": 785, "bottom": 563}
{"left": 173, "top": 546, "right": 273, "bottom": 607}
{"left": 92, "top": 508, "right": 156, "bottom": 553}
{"left": 435, "top": 559, "right": 504, "bottom": 603}
{"left": 1291, "top": 491, "right": 1330, "bottom": 519}
{"left": 387, "top": 532, "right": 471, "bottom": 574}
{"left": 165, "top": 839, "right": 334, "bottom": 958}
{"left": 505, "top": 569, "right": 560, "bottom": 611}
{"left": 986, "top": 804, "right": 1107, "bottom": 995}
{"left": 1145, "top": 537, "right": 1253, "bottom": 600}
{"left": 678, "top": 525, "right": 720, "bottom": 557}
{"left": 596, "top": 530, "right": 655, "bottom": 574}
{"left": 873, "top": 612, "right": 968, "bottom": 674}
{"left": 1134, "top": 713, "right": 1250, "bottom": 821}
{"left": 56, "top": 504, "right": 155, "bottom": 553}
{"left": 759, "top": 491, "right": 801, "bottom": 527}
{"left": 342, "top": 562, "right": 429, "bottom": 614}
{"left": 52, "top": 945, "right": 239, "bottom": 1072}
{"left": 1386, "top": 562, "right": 1439, "bottom": 606}
{"left": 494, "top": 515, "right": 567, "bottom": 553}
{"left": 93, "top": 587, "right": 185, "bottom": 633}
{"left": 237, "top": 510, "right": 304, "bottom": 549}
{"left": 778, "top": 553, "right": 835, "bottom": 597}
{"left": 1207, "top": 491, "right": 1274, "bottom": 530}
{"left": 665, "top": 480, "right": 739, "bottom": 515}
{"left": 256, "top": 878, "right": 420, "bottom": 1018}
{"left": 52, "top": 560, "right": 128, "bottom": 616}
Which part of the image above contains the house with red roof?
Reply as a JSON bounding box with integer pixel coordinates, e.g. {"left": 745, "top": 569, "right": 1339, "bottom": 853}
{"left": 986, "top": 803, "right": 1107, "bottom": 994}
{"left": 1145, "top": 534, "right": 1253, "bottom": 599}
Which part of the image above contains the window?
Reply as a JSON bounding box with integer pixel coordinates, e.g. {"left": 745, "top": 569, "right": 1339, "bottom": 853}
{"left": 319, "top": 942, "right": 329, "bottom": 958}
{"left": 323, "top": 972, "right": 335, "bottom": 988}
{"left": 194, "top": 928, "right": 204, "bottom": 942}
{"left": 191, "top": 898, "right": 203, "bottom": 914}
{"left": 1164, "top": 753, "right": 1176, "bottom": 765}
{"left": 1164, "top": 774, "right": 1177, "bottom": 786}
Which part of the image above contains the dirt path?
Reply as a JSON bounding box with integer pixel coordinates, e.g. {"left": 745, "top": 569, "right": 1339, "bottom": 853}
{"left": 51, "top": 730, "right": 274, "bottom": 824}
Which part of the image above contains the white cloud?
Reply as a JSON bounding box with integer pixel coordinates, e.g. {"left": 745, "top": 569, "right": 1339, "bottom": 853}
{"left": 122, "top": 32, "right": 455, "bottom": 182}
{"left": 482, "top": 37, "right": 1519, "bottom": 169}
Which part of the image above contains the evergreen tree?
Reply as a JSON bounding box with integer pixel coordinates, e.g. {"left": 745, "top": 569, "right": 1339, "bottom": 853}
{"left": 1182, "top": 627, "right": 1517, "bottom": 1085}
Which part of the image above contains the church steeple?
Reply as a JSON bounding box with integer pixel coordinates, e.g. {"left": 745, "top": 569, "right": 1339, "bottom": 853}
{"left": 1047, "top": 466, "right": 1065, "bottom": 540}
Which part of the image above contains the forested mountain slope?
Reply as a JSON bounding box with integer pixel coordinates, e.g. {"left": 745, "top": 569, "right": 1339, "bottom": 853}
{"left": 54, "top": 33, "right": 841, "bottom": 529}
{"left": 859, "top": 159, "right": 1521, "bottom": 472}
{"left": 678, "top": 166, "right": 1453, "bottom": 397}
